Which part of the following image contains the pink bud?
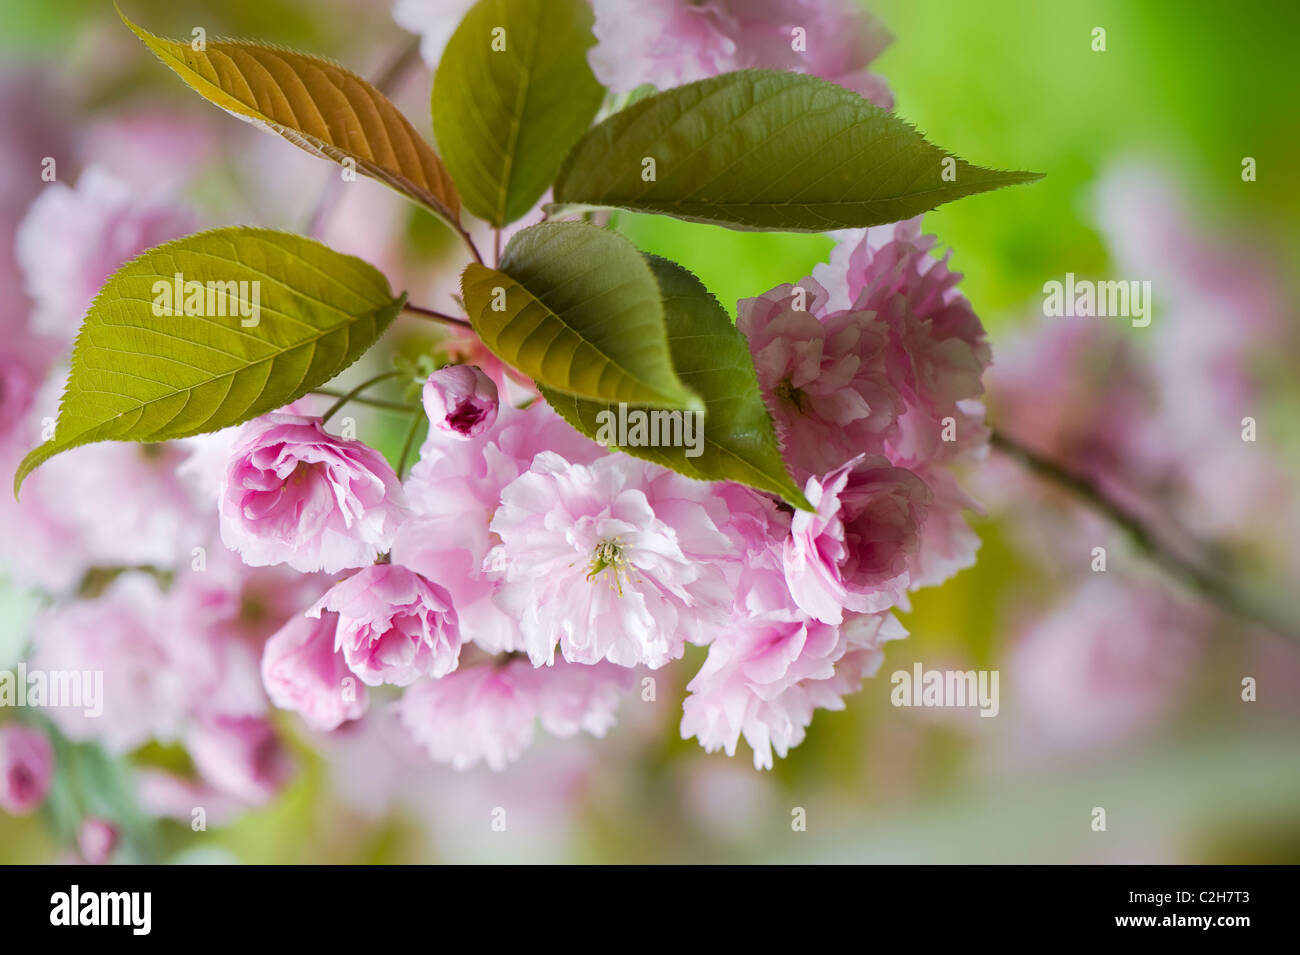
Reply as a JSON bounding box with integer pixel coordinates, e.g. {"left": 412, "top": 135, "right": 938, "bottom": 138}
{"left": 423, "top": 365, "right": 499, "bottom": 439}
{"left": 0, "top": 725, "right": 53, "bottom": 815}
{"left": 78, "top": 817, "right": 119, "bottom": 865}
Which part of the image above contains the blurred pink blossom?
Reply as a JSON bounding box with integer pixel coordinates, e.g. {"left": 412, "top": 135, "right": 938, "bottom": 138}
{"left": 397, "top": 658, "right": 633, "bottom": 770}
{"left": 0, "top": 725, "right": 54, "bottom": 815}
{"left": 261, "top": 611, "right": 370, "bottom": 731}
{"left": 587, "top": 0, "right": 894, "bottom": 106}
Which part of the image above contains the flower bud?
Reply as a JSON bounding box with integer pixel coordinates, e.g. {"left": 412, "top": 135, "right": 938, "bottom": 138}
{"left": 423, "top": 365, "right": 499, "bottom": 439}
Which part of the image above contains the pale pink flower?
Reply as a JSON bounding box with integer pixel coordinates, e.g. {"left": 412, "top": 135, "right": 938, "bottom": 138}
{"left": 488, "top": 451, "right": 733, "bottom": 668}
{"left": 397, "top": 659, "right": 633, "bottom": 770}
{"left": 77, "top": 818, "right": 120, "bottom": 865}
{"left": 588, "top": 0, "right": 894, "bottom": 106}
{"left": 738, "top": 279, "right": 899, "bottom": 478}
{"left": 423, "top": 364, "right": 498, "bottom": 439}
{"left": 29, "top": 572, "right": 266, "bottom": 754}
{"left": 393, "top": 401, "right": 605, "bottom": 654}
{"left": 219, "top": 413, "right": 405, "bottom": 574}
{"left": 186, "top": 716, "right": 293, "bottom": 806}
{"left": 682, "top": 609, "right": 904, "bottom": 769}
{"left": 261, "top": 611, "right": 369, "bottom": 731}
{"left": 392, "top": 0, "right": 478, "bottom": 65}
{"left": 0, "top": 725, "right": 53, "bottom": 815}
{"left": 15, "top": 165, "right": 195, "bottom": 342}
{"left": 309, "top": 564, "right": 462, "bottom": 687}
{"left": 784, "top": 454, "right": 931, "bottom": 623}
{"left": 1010, "top": 579, "right": 1205, "bottom": 751}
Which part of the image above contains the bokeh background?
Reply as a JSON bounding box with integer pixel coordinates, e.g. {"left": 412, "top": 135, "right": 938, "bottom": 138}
{"left": 1, "top": 0, "right": 1298, "bottom": 863}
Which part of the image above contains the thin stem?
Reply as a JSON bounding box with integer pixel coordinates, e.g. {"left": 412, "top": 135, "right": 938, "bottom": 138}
{"left": 313, "top": 389, "right": 416, "bottom": 414}
{"left": 402, "top": 302, "right": 472, "bottom": 328}
{"left": 320, "top": 370, "right": 406, "bottom": 423}
{"left": 493, "top": 228, "right": 502, "bottom": 267}
{"left": 990, "top": 428, "right": 1300, "bottom": 646}
{"left": 395, "top": 408, "right": 425, "bottom": 480}
{"left": 457, "top": 225, "right": 485, "bottom": 266}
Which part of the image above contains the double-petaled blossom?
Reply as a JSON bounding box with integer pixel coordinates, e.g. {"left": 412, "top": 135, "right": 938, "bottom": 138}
{"left": 487, "top": 451, "right": 734, "bottom": 669}
{"left": 219, "top": 413, "right": 405, "bottom": 574}
{"left": 309, "top": 564, "right": 462, "bottom": 687}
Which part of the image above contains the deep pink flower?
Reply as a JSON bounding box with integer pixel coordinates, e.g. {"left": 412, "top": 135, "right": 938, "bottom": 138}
{"left": 0, "top": 725, "right": 54, "bottom": 815}
{"left": 738, "top": 279, "right": 899, "bottom": 479}
{"left": 219, "top": 413, "right": 405, "bottom": 574}
{"left": 423, "top": 364, "right": 499, "bottom": 439}
{"left": 261, "top": 611, "right": 369, "bottom": 731}
{"left": 784, "top": 454, "right": 931, "bottom": 623}
{"left": 309, "top": 564, "right": 462, "bottom": 687}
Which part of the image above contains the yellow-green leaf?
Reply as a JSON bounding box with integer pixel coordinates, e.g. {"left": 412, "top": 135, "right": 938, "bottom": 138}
{"left": 14, "top": 227, "right": 405, "bottom": 496}
{"left": 461, "top": 222, "right": 700, "bottom": 410}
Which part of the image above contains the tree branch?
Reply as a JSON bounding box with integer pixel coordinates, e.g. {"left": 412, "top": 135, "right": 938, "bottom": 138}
{"left": 989, "top": 428, "right": 1300, "bottom": 646}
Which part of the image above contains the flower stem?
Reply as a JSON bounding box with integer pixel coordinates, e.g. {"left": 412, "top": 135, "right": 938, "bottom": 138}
{"left": 313, "top": 389, "right": 416, "bottom": 414}
{"left": 395, "top": 408, "right": 425, "bottom": 480}
{"left": 990, "top": 428, "right": 1300, "bottom": 646}
{"left": 402, "top": 302, "right": 472, "bottom": 328}
{"left": 319, "top": 370, "right": 407, "bottom": 424}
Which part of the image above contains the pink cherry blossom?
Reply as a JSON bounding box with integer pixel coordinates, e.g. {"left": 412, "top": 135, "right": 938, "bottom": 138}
{"left": 738, "top": 279, "right": 899, "bottom": 479}
{"left": 588, "top": 0, "right": 894, "bottom": 107}
{"left": 261, "top": 611, "right": 369, "bottom": 731}
{"left": 186, "top": 715, "right": 293, "bottom": 806}
{"left": 682, "top": 609, "right": 904, "bottom": 769}
{"left": 77, "top": 817, "right": 120, "bottom": 865}
{"left": 397, "top": 658, "right": 633, "bottom": 771}
{"left": 488, "top": 451, "right": 733, "bottom": 668}
{"left": 29, "top": 572, "right": 266, "bottom": 754}
{"left": 0, "top": 725, "right": 54, "bottom": 815}
{"left": 813, "top": 218, "right": 991, "bottom": 425}
{"left": 308, "top": 564, "right": 462, "bottom": 687}
{"left": 393, "top": 400, "right": 605, "bottom": 654}
{"left": 219, "top": 413, "right": 405, "bottom": 574}
{"left": 784, "top": 454, "right": 931, "bottom": 623}
{"left": 423, "top": 364, "right": 499, "bottom": 439}
{"left": 15, "top": 165, "right": 195, "bottom": 342}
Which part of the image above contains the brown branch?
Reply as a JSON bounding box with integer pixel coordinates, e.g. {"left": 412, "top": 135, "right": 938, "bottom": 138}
{"left": 990, "top": 428, "right": 1300, "bottom": 646}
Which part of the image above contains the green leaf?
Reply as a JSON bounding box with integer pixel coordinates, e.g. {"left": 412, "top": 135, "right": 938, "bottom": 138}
{"left": 541, "top": 256, "right": 811, "bottom": 509}
{"left": 14, "top": 227, "right": 405, "bottom": 496}
{"left": 433, "top": 0, "right": 604, "bottom": 227}
{"left": 461, "top": 222, "right": 700, "bottom": 410}
{"left": 552, "top": 69, "right": 1043, "bottom": 231}
{"left": 119, "top": 6, "right": 461, "bottom": 229}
